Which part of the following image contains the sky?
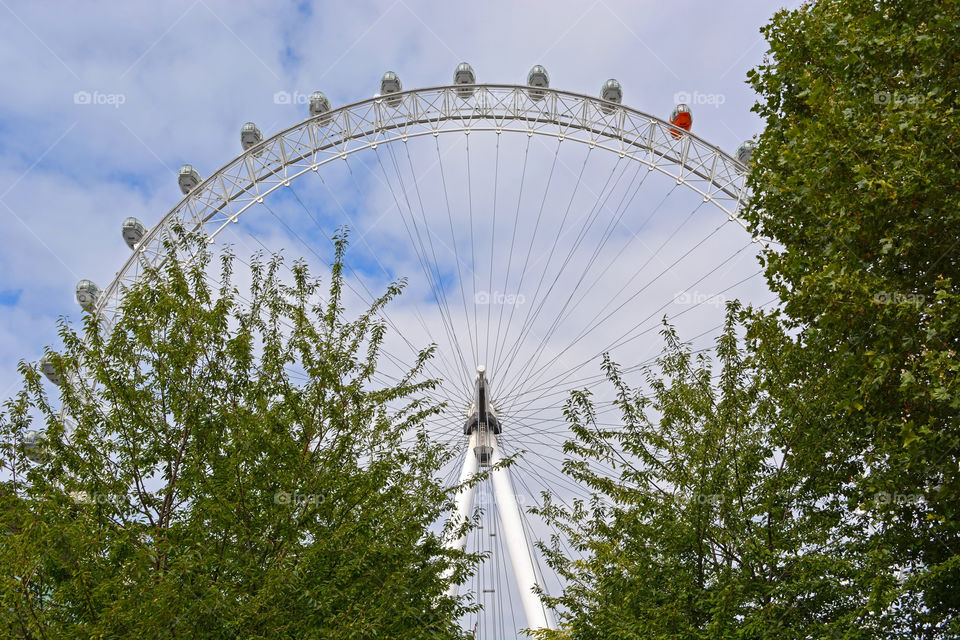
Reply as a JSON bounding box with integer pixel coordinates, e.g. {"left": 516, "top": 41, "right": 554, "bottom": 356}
{"left": 0, "top": 0, "right": 806, "bottom": 398}
{"left": 0, "top": 0, "right": 805, "bottom": 635}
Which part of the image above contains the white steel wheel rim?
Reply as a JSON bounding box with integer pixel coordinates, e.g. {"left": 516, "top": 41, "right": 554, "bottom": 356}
{"left": 93, "top": 84, "right": 752, "bottom": 325}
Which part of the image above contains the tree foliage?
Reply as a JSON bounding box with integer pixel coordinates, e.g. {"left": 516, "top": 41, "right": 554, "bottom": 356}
{"left": 743, "top": 0, "right": 960, "bottom": 632}
{"left": 0, "top": 231, "right": 474, "bottom": 639}
{"left": 537, "top": 312, "right": 889, "bottom": 639}
{"left": 540, "top": 0, "right": 959, "bottom": 637}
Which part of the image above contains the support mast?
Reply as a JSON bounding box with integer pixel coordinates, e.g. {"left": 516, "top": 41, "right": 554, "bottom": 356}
{"left": 445, "top": 365, "right": 555, "bottom": 631}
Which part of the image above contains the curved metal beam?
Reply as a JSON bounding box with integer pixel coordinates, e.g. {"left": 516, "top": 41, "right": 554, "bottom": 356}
{"left": 94, "top": 84, "right": 751, "bottom": 327}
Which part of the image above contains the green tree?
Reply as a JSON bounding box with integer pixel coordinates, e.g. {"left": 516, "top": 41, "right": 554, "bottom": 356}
{"left": 541, "top": 0, "right": 959, "bottom": 637}
{"left": 0, "top": 231, "right": 475, "bottom": 639}
{"left": 536, "top": 311, "right": 887, "bottom": 639}
{"left": 743, "top": 0, "right": 960, "bottom": 633}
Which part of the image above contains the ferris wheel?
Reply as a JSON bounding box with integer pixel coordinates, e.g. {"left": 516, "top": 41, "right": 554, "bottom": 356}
{"left": 32, "top": 63, "right": 767, "bottom": 637}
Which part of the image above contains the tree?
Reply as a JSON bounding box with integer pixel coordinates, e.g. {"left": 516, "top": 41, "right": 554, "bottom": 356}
{"left": 743, "top": 0, "right": 960, "bottom": 633}
{"left": 540, "top": 0, "right": 959, "bottom": 637}
{"left": 0, "top": 230, "right": 475, "bottom": 639}
{"left": 536, "top": 310, "right": 891, "bottom": 639}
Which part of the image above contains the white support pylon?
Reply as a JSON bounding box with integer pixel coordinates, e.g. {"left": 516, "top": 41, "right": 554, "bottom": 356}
{"left": 445, "top": 430, "right": 479, "bottom": 598}
{"left": 444, "top": 366, "right": 556, "bottom": 632}
{"left": 489, "top": 431, "right": 556, "bottom": 631}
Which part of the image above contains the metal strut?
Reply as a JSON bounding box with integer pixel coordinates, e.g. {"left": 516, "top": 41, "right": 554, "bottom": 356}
{"left": 446, "top": 365, "right": 556, "bottom": 631}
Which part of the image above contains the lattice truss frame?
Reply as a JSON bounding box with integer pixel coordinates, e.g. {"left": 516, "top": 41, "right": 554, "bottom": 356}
{"left": 97, "top": 84, "right": 750, "bottom": 325}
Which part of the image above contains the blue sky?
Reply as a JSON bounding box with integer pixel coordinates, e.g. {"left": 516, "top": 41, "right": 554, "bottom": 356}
{"left": 0, "top": 0, "right": 804, "bottom": 400}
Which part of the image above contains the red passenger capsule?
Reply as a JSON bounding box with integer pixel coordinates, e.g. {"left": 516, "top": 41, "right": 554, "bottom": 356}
{"left": 670, "top": 103, "right": 692, "bottom": 138}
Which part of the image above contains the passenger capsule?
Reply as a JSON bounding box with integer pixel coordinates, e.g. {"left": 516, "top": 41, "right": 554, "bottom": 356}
{"left": 309, "top": 91, "right": 332, "bottom": 123}
{"left": 380, "top": 71, "right": 403, "bottom": 108}
{"left": 454, "top": 62, "right": 476, "bottom": 98}
{"left": 526, "top": 65, "right": 550, "bottom": 101}
{"left": 40, "top": 353, "right": 60, "bottom": 385}
{"left": 735, "top": 140, "right": 756, "bottom": 171}
{"left": 599, "top": 78, "right": 622, "bottom": 113}
{"left": 178, "top": 164, "right": 201, "bottom": 195}
{"left": 669, "top": 104, "right": 692, "bottom": 139}
{"left": 22, "top": 430, "right": 43, "bottom": 463}
{"left": 240, "top": 122, "right": 263, "bottom": 152}
{"left": 121, "top": 216, "right": 146, "bottom": 249}
{"left": 75, "top": 279, "right": 100, "bottom": 311}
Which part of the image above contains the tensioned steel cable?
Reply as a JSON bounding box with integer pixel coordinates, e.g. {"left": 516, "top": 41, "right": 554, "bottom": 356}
{"left": 497, "top": 302, "right": 764, "bottom": 413}
{"left": 223, "top": 205, "right": 458, "bottom": 404}
{"left": 496, "top": 154, "right": 650, "bottom": 395}
{"left": 494, "top": 148, "right": 628, "bottom": 382}
{"left": 434, "top": 135, "right": 480, "bottom": 389}
{"left": 499, "top": 159, "right": 661, "bottom": 393}
{"left": 489, "top": 135, "right": 532, "bottom": 384}
{"left": 465, "top": 134, "right": 480, "bottom": 372}
{"left": 341, "top": 148, "right": 471, "bottom": 394}
{"left": 278, "top": 182, "right": 465, "bottom": 403}
{"left": 497, "top": 189, "right": 709, "bottom": 400}
{"left": 489, "top": 139, "right": 562, "bottom": 385}
{"left": 504, "top": 217, "right": 737, "bottom": 402}
{"left": 484, "top": 135, "right": 500, "bottom": 375}
{"left": 381, "top": 141, "right": 471, "bottom": 386}
{"left": 498, "top": 284, "right": 777, "bottom": 438}
{"left": 503, "top": 145, "right": 597, "bottom": 364}
{"left": 504, "top": 262, "right": 762, "bottom": 419}
{"left": 373, "top": 144, "right": 472, "bottom": 393}
{"left": 302, "top": 152, "right": 473, "bottom": 404}
{"left": 396, "top": 140, "right": 478, "bottom": 396}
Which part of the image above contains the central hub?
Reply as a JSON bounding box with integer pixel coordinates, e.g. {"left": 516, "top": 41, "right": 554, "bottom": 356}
{"left": 464, "top": 365, "right": 501, "bottom": 466}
